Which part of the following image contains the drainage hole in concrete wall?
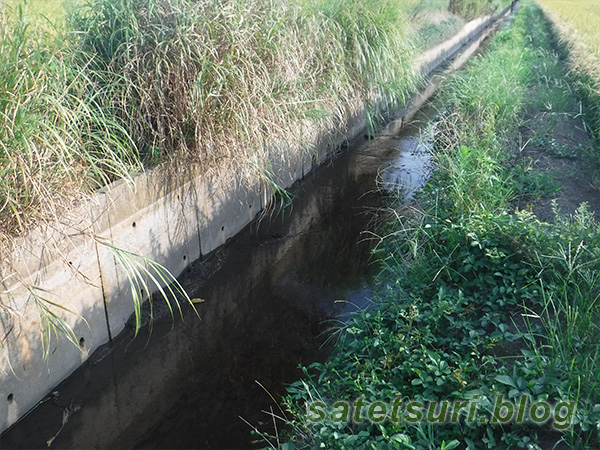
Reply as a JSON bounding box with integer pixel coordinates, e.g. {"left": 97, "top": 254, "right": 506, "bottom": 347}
{"left": 221, "top": 226, "right": 224, "bottom": 231}
{"left": 132, "top": 222, "right": 136, "bottom": 228}
{"left": 68, "top": 261, "right": 72, "bottom": 266}
{"left": 183, "top": 255, "right": 187, "bottom": 261}
{"left": 7, "top": 393, "right": 13, "bottom": 404}
{"left": 79, "top": 337, "right": 85, "bottom": 348}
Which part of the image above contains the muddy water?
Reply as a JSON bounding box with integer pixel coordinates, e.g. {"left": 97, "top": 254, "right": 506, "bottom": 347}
{"left": 0, "top": 112, "right": 434, "bottom": 450}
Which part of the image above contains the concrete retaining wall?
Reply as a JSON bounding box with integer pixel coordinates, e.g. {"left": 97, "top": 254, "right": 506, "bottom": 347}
{"left": 0, "top": 5, "right": 512, "bottom": 434}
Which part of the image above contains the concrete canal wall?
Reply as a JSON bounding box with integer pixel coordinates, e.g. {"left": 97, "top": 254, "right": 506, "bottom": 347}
{"left": 0, "top": 5, "right": 511, "bottom": 434}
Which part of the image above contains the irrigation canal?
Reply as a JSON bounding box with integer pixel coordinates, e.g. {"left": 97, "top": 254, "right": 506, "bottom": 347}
{"left": 1, "top": 110, "right": 434, "bottom": 449}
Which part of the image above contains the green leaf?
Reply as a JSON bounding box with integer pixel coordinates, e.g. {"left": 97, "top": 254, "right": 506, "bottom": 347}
{"left": 495, "top": 374, "right": 517, "bottom": 388}
{"left": 441, "top": 440, "right": 461, "bottom": 450}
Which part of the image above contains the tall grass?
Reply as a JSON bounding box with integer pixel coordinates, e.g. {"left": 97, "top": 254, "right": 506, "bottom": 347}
{"left": 0, "top": 8, "right": 141, "bottom": 240}
{"left": 0, "top": 0, "right": 422, "bottom": 240}
{"left": 0, "top": 0, "right": 519, "bottom": 241}
{"left": 67, "top": 0, "right": 418, "bottom": 169}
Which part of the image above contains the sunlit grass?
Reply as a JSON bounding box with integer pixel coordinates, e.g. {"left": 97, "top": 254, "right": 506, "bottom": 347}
{"left": 0, "top": 0, "right": 517, "bottom": 242}
{"left": 0, "top": 9, "right": 143, "bottom": 242}
{"left": 1, "top": 0, "right": 70, "bottom": 26}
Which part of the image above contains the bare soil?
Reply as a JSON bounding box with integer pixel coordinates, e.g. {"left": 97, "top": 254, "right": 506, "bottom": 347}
{"left": 518, "top": 112, "right": 600, "bottom": 220}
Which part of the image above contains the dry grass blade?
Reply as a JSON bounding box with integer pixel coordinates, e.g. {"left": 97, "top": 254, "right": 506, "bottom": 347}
{"left": 24, "top": 285, "right": 84, "bottom": 361}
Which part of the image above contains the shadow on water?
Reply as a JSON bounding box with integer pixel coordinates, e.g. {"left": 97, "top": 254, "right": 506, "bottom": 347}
{"left": 0, "top": 108, "right": 437, "bottom": 450}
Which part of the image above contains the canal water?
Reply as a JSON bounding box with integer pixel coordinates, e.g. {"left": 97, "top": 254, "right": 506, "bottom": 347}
{"left": 0, "top": 110, "right": 435, "bottom": 450}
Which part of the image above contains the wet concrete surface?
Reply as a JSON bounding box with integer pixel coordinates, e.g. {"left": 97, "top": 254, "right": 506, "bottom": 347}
{"left": 0, "top": 112, "right": 435, "bottom": 450}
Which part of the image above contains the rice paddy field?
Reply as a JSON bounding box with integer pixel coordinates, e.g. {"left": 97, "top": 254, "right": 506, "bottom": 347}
{"left": 0, "top": 0, "right": 68, "bottom": 25}
{"left": 536, "top": 0, "right": 600, "bottom": 144}
{"left": 536, "top": 0, "right": 600, "bottom": 55}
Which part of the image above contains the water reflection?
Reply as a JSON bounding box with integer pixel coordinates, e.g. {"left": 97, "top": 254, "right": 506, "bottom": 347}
{"left": 380, "top": 121, "right": 435, "bottom": 199}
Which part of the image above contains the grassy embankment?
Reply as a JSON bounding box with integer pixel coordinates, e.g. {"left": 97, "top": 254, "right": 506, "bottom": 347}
{"left": 0, "top": 0, "right": 421, "bottom": 346}
{"left": 280, "top": 1, "right": 600, "bottom": 449}
{"left": 0, "top": 0, "right": 419, "bottom": 244}
{"left": 535, "top": 0, "right": 600, "bottom": 146}
{"left": 0, "top": 0, "right": 515, "bottom": 243}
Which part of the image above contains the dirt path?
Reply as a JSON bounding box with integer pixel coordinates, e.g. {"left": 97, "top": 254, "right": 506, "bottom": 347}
{"left": 513, "top": 7, "right": 600, "bottom": 222}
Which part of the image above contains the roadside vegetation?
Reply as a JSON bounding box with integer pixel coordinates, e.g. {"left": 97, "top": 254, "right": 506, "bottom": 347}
{"left": 278, "top": 1, "right": 600, "bottom": 449}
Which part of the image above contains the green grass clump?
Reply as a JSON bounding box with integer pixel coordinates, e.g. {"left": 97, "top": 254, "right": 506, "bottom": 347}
{"left": 0, "top": 8, "right": 141, "bottom": 238}
{"left": 416, "top": 17, "right": 465, "bottom": 49}
{"left": 279, "top": 2, "right": 600, "bottom": 448}
{"left": 0, "top": 0, "right": 519, "bottom": 242}
{"left": 0, "top": 0, "right": 515, "bottom": 241}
